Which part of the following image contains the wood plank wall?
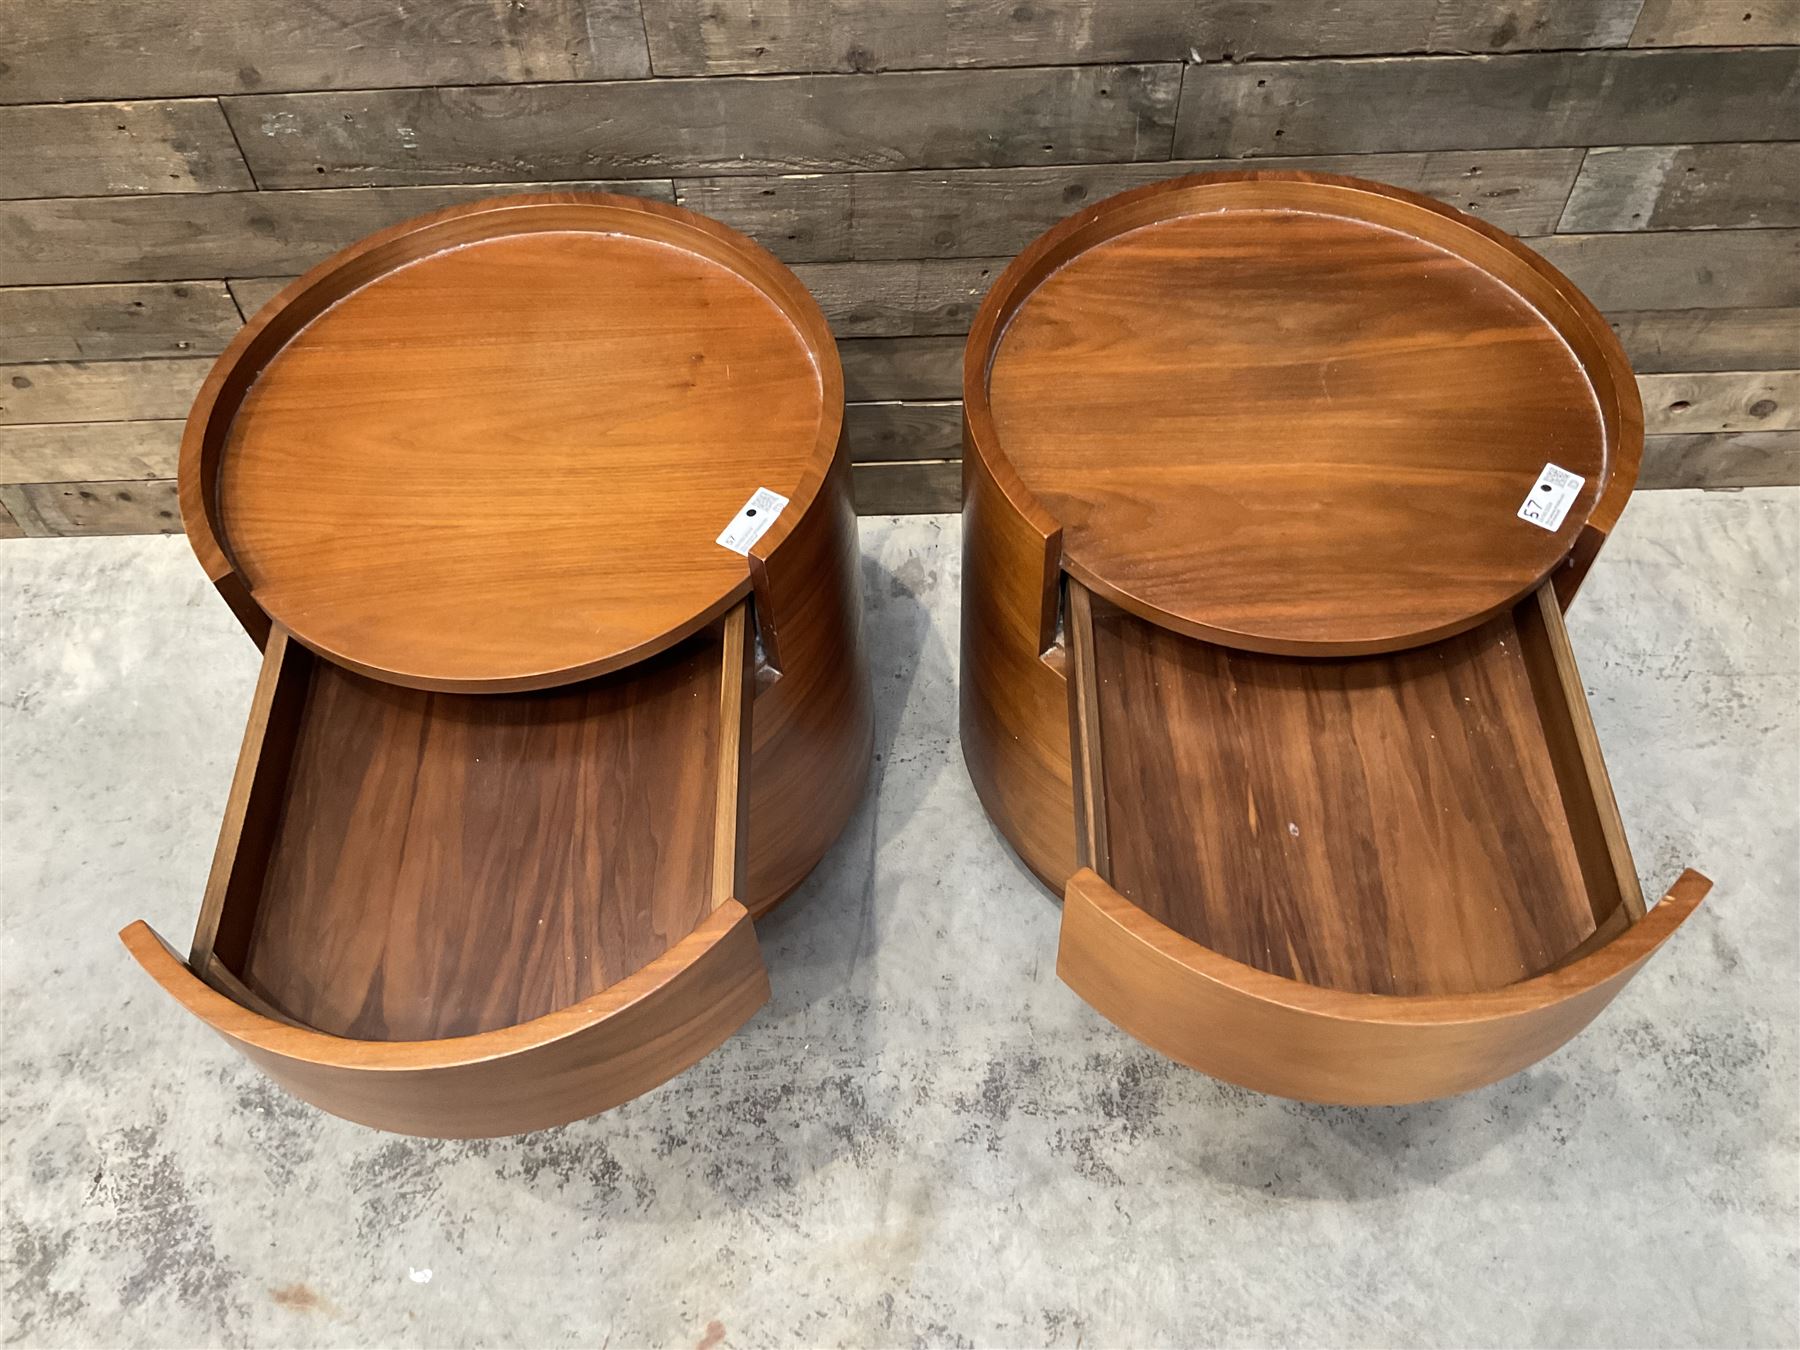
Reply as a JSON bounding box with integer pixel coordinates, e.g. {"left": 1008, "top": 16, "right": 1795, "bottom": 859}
{"left": 1, "top": 2, "right": 1795, "bottom": 536}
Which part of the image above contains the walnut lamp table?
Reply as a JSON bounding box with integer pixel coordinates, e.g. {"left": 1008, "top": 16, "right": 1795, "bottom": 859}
{"left": 122, "top": 195, "right": 871, "bottom": 1137}
{"left": 959, "top": 172, "right": 1710, "bottom": 1105}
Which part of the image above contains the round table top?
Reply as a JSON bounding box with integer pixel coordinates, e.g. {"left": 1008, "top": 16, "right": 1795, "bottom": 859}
{"left": 970, "top": 173, "right": 1637, "bottom": 655}
{"left": 185, "top": 195, "right": 838, "bottom": 691}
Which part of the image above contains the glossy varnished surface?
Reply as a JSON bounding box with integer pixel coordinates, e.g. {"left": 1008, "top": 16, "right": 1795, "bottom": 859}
{"left": 238, "top": 632, "right": 724, "bottom": 1041}
{"left": 973, "top": 174, "right": 1638, "bottom": 656}
{"left": 192, "top": 195, "right": 837, "bottom": 690}
{"left": 1086, "top": 592, "right": 1599, "bottom": 995}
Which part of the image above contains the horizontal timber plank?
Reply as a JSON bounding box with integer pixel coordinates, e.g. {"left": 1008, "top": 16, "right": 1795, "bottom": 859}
{"left": 1631, "top": 0, "right": 1800, "bottom": 46}
{"left": 0, "top": 181, "right": 676, "bottom": 286}
{"left": 0, "top": 283, "right": 241, "bottom": 361}
{"left": 1640, "top": 432, "right": 1800, "bottom": 488}
{"left": 851, "top": 460, "right": 960, "bottom": 515}
{"left": 1175, "top": 49, "right": 1800, "bottom": 158}
{"left": 0, "top": 501, "right": 21, "bottom": 539}
{"left": 840, "top": 337, "right": 963, "bottom": 401}
{"left": 0, "top": 360, "right": 210, "bottom": 425}
{"left": 0, "top": 421, "right": 182, "bottom": 482}
{"left": 223, "top": 66, "right": 1181, "bottom": 188}
{"left": 1640, "top": 370, "right": 1799, "bottom": 434}
{"left": 0, "top": 479, "right": 181, "bottom": 536}
{"left": 1533, "top": 230, "right": 1800, "bottom": 310}
{"left": 0, "top": 0, "right": 649, "bottom": 105}
{"left": 228, "top": 258, "right": 1005, "bottom": 337}
{"left": 676, "top": 148, "right": 1584, "bottom": 262}
{"left": 0, "top": 100, "right": 253, "bottom": 199}
{"left": 847, "top": 401, "right": 962, "bottom": 462}
{"left": 1610, "top": 309, "right": 1800, "bottom": 373}
{"left": 1561, "top": 142, "right": 1800, "bottom": 231}
{"left": 641, "top": 0, "right": 1641, "bottom": 77}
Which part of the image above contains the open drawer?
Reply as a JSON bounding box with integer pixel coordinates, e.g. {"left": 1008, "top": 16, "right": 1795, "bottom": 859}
{"left": 122, "top": 604, "right": 769, "bottom": 1137}
{"left": 1057, "top": 581, "right": 1709, "bottom": 1104}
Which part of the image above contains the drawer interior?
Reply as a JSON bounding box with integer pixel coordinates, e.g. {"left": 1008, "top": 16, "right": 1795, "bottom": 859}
{"left": 197, "top": 608, "right": 751, "bottom": 1041}
{"left": 1068, "top": 583, "right": 1641, "bottom": 996}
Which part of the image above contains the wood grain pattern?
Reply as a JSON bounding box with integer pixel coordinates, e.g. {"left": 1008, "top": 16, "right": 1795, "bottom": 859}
{"left": 957, "top": 439, "right": 1074, "bottom": 890}
{"left": 1611, "top": 308, "right": 1800, "bottom": 373}
{"left": 676, "top": 149, "right": 1586, "bottom": 259}
{"left": 0, "top": 479, "right": 181, "bottom": 536}
{"left": 840, "top": 337, "right": 963, "bottom": 401}
{"left": 1562, "top": 142, "right": 1800, "bottom": 232}
{"left": 1533, "top": 229, "right": 1800, "bottom": 310}
{"left": 1083, "top": 590, "right": 1600, "bottom": 996}
{"left": 641, "top": 0, "right": 1641, "bottom": 75}
{"left": 0, "top": 99, "right": 253, "bottom": 199}
{"left": 975, "top": 173, "right": 1638, "bottom": 655}
{"left": 222, "top": 66, "right": 1181, "bottom": 189}
{"left": 225, "top": 257, "right": 1006, "bottom": 340}
{"left": 846, "top": 401, "right": 961, "bottom": 462}
{"left": 236, "top": 629, "right": 728, "bottom": 1041}
{"left": 1641, "top": 370, "right": 1799, "bottom": 433}
{"left": 0, "top": 422, "right": 181, "bottom": 482}
{"left": 122, "top": 903, "right": 768, "bottom": 1138}
{"left": 188, "top": 195, "right": 838, "bottom": 691}
{"left": 852, "top": 460, "right": 961, "bottom": 514}
{"left": 1641, "top": 431, "right": 1800, "bottom": 488}
{"left": 0, "top": 0, "right": 650, "bottom": 104}
{"left": 1631, "top": 0, "right": 1800, "bottom": 46}
{"left": 0, "top": 359, "right": 208, "bottom": 424}
{"left": 1176, "top": 49, "right": 1800, "bottom": 158}
{"left": 0, "top": 283, "right": 240, "bottom": 361}
{"left": 1057, "top": 866, "right": 1711, "bottom": 1105}
{"left": 0, "top": 182, "right": 675, "bottom": 287}
{"left": 743, "top": 447, "right": 875, "bottom": 910}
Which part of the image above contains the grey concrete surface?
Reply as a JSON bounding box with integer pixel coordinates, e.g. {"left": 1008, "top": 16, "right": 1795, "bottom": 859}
{"left": 2, "top": 492, "right": 1796, "bottom": 1349}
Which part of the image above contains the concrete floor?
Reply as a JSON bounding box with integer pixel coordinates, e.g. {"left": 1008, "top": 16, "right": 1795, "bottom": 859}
{"left": 1, "top": 492, "right": 1796, "bottom": 1349}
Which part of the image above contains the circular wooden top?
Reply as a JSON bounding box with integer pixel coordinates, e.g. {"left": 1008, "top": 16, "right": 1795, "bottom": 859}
{"left": 181, "top": 194, "right": 840, "bottom": 691}
{"left": 967, "top": 173, "right": 1641, "bottom": 655}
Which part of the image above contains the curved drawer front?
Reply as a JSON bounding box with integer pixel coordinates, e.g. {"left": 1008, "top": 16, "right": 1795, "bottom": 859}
{"left": 1059, "top": 868, "right": 1709, "bottom": 1105}
{"left": 1056, "top": 578, "right": 1710, "bottom": 1104}
{"left": 125, "top": 604, "right": 766, "bottom": 1136}
{"left": 123, "top": 906, "right": 766, "bottom": 1138}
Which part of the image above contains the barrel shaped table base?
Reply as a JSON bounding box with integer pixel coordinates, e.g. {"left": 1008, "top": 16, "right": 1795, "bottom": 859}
{"left": 124, "top": 196, "right": 871, "bottom": 1136}
{"left": 961, "top": 172, "right": 1710, "bottom": 1105}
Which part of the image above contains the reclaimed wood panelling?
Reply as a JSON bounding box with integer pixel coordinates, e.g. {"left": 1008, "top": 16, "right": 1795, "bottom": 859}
{"left": 1175, "top": 49, "right": 1800, "bottom": 158}
{"left": 0, "top": 479, "right": 182, "bottom": 536}
{"left": 1631, "top": 1, "right": 1800, "bottom": 47}
{"left": 795, "top": 259, "right": 1003, "bottom": 337}
{"left": 1640, "top": 432, "right": 1800, "bottom": 488}
{"left": 0, "top": 422, "right": 183, "bottom": 483}
{"left": 0, "top": 101, "right": 254, "bottom": 199}
{"left": 0, "top": 182, "right": 675, "bottom": 287}
{"left": 641, "top": 0, "right": 1642, "bottom": 76}
{"left": 1, "top": 9, "right": 1793, "bottom": 526}
{"left": 1610, "top": 309, "right": 1800, "bottom": 373}
{"left": 225, "top": 258, "right": 1005, "bottom": 337}
{"left": 0, "top": 360, "right": 210, "bottom": 425}
{"left": 846, "top": 401, "right": 962, "bottom": 462}
{"left": 1562, "top": 142, "right": 1800, "bottom": 230}
{"left": 1532, "top": 230, "right": 1800, "bottom": 310}
{"left": 840, "top": 337, "right": 963, "bottom": 401}
{"left": 851, "top": 460, "right": 961, "bottom": 515}
{"left": 1640, "top": 371, "right": 1799, "bottom": 434}
{"left": 0, "top": 283, "right": 241, "bottom": 362}
{"left": 0, "top": 0, "right": 650, "bottom": 105}
{"left": 677, "top": 148, "right": 1584, "bottom": 261}
{"left": 223, "top": 65, "right": 1181, "bottom": 189}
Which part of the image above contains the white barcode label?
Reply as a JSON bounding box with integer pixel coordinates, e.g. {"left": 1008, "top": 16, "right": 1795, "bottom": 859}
{"left": 1517, "top": 463, "right": 1585, "bottom": 532}
{"left": 716, "top": 487, "right": 790, "bottom": 555}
